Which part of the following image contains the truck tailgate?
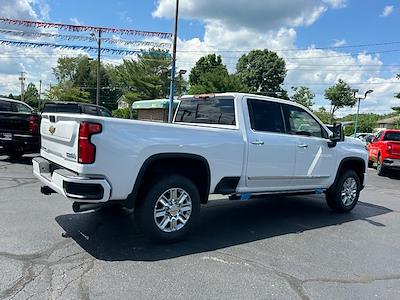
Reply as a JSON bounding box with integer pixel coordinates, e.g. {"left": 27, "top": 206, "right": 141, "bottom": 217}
{"left": 40, "top": 114, "right": 80, "bottom": 171}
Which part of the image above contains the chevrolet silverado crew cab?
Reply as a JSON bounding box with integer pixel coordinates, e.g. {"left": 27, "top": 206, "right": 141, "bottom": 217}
{"left": 33, "top": 93, "right": 368, "bottom": 242}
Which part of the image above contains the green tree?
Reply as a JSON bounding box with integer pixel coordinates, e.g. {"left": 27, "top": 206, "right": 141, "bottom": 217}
{"left": 339, "top": 113, "right": 380, "bottom": 135}
{"left": 393, "top": 74, "right": 400, "bottom": 113}
{"left": 24, "top": 83, "right": 39, "bottom": 108}
{"left": 188, "top": 54, "right": 246, "bottom": 94}
{"left": 291, "top": 86, "right": 315, "bottom": 109}
{"left": 47, "top": 83, "right": 90, "bottom": 103}
{"left": 236, "top": 49, "right": 288, "bottom": 99}
{"left": 123, "top": 92, "right": 140, "bottom": 119}
{"left": 111, "top": 50, "right": 173, "bottom": 100}
{"left": 314, "top": 107, "right": 331, "bottom": 124}
{"left": 51, "top": 55, "right": 120, "bottom": 110}
{"left": 324, "top": 79, "right": 356, "bottom": 123}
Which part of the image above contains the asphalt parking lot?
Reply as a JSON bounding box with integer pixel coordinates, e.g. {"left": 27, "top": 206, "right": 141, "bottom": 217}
{"left": 0, "top": 155, "right": 399, "bottom": 300}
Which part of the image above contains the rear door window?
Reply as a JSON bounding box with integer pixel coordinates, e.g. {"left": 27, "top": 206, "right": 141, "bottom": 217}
{"left": 247, "top": 99, "right": 285, "bottom": 133}
{"left": 175, "top": 97, "right": 235, "bottom": 125}
{"left": 0, "top": 100, "right": 12, "bottom": 112}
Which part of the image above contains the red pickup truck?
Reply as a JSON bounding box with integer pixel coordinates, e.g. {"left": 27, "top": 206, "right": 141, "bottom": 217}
{"left": 368, "top": 129, "right": 400, "bottom": 176}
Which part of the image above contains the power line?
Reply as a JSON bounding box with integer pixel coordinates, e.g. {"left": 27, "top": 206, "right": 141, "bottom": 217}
{"left": 176, "top": 41, "right": 400, "bottom": 53}
{"left": 177, "top": 48, "right": 400, "bottom": 60}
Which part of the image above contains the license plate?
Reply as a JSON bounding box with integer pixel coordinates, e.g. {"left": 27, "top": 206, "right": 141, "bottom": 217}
{"left": 0, "top": 133, "right": 12, "bottom": 140}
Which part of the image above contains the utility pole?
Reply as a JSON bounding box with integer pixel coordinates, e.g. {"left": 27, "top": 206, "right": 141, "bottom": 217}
{"left": 38, "top": 80, "right": 42, "bottom": 110}
{"left": 168, "top": 0, "right": 179, "bottom": 123}
{"left": 18, "top": 71, "right": 26, "bottom": 102}
{"left": 96, "top": 30, "right": 102, "bottom": 106}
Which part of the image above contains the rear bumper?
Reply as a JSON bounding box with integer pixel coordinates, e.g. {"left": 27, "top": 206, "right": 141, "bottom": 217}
{"left": 383, "top": 158, "right": 400, "bottom": 169}
{"left": 0, "top": 134, "right": 40, "bottom": 152}
{"left": 32, "top": 157, "right": 111, "bottom": 203}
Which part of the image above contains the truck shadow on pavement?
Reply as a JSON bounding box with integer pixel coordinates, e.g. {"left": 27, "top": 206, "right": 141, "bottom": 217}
{"left": 56, "top": 196, "right": 392, "bottom": 262}
{"left": 0, "top": 155, "right": 35, "bottom": 165}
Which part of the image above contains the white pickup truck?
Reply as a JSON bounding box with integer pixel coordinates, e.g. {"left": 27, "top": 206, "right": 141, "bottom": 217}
{"left": 33, "top": 93, "right": 368, "bottom": 242}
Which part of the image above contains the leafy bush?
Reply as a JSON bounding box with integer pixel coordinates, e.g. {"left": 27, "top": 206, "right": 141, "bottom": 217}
{"left": 112, "top": 108, "right": 131, "bottom": 119}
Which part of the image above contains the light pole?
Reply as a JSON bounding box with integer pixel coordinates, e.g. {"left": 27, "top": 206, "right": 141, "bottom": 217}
{"left": 353, "top": 89, "right": 373, "bottom": 138}
{"left": 178, "top": 69, "right": 187, "bottom": 96}
{"left": 168, "top": 0, "right": 179, "bottom": 123}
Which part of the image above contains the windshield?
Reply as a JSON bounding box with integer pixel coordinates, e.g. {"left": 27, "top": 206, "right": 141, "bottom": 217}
{"left": 175, "top": 97, "right": 236, "bottom": 126}
{"left": 383, "top": 131, "right": 400, "bottom": 141}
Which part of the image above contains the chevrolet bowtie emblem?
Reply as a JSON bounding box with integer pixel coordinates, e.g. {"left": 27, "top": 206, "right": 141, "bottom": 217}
{"left": 49, "top": 125, "right": 56, "bottom": 135}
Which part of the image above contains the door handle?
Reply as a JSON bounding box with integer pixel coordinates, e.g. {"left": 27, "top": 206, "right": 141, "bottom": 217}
{"left": 297, "top": 144, "right": 309, "bottom": 149}
{"left": 251, "top": 140, "right": 265, "bottom": 146}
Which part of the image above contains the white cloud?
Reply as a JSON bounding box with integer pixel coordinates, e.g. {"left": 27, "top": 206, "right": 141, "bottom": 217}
{"left": 0, "top": 0, "right": 81, "bottom": 96}
{"left": 153, "top": 0, "right": 340, "bottom": 32}
{"left": 0, "top": 0, "right": 38, "bottom": 20}
{"left": 331, "top": 39, "right": 346, "bottom": 47}
{"left": 381, "top": 5, "right": 394, "bottom": 17}
{"left": 69, "top": 17, "right": 81, "bottom": 25}
{"left": 28, "top": 0, "right": 51, "bottom": 20}
{"left": 283, "top": 49, "right": 398, "bottom": 114}
{"left": 118, "top": 10, "right": 133, "bottom": 23}
{"left": 323, "top": 0, "right": 347, "bottom": 9}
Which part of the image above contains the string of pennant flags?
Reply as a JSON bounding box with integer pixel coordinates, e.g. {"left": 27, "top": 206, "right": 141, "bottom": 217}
{"left": 0, "top": 18, "right": 173, "bottom": 39}
{"left": 0, "top": 39, "right": 147, "bottom": 55}
{"left": 0, "top": 28, "right": 171, "bottom": 48}
{"left": 0, "top": 17, "right": 173, "bottom": 56}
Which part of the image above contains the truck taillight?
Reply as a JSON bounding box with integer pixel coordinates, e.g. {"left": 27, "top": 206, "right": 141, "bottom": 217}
{"left": 387, "top": 143, "right": 392, "bottom": 154}
{"left": 28, "top": 115, "right": 39, "bottom": 134}
{"left": 78, "top": 122, "right": 102, "bottom": 164}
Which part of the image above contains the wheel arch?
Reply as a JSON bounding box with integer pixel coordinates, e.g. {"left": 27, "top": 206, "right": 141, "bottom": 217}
{"left": 329, "top": 157, "right": 366, "bottom": 192}
{"left": 125, "top": 153, "right": 211, "bottom": 208}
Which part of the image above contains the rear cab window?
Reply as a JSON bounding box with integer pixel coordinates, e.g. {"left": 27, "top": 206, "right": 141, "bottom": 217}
{"left": 384, "top": 131, "right": 400, "bottom": 141}
{"left": 13, "top": 102, "right": 33, "bottom": 113}
{"left": 42, "top": 103, "right": 81, "bottom": 114}
{"left": 175, "top": 96, "right": 236, "bottom": 126}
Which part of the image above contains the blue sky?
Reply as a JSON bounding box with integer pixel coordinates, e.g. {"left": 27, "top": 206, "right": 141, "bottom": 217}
{"left": 0, "top": 0, "right": 399, "bottom": 114}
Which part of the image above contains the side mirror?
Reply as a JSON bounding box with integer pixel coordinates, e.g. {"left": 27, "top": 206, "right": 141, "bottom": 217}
{"left": 328, "top": 123, "right": 343, "bottom": 148}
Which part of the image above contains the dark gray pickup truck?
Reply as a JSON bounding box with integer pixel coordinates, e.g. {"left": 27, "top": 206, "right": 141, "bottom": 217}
{"left": 0, "top": 97, "right": 41, "bottom": 159}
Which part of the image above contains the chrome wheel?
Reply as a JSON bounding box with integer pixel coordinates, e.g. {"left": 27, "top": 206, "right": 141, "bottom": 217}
{"left": 341, "top": 177, "right": 357, "bottom": 206}
{"left": 154, "top": 188, "right": 192, "bottom": 233}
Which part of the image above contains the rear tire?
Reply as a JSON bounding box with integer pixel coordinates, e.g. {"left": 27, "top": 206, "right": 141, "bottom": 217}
{"left": 134, "top": 175, "right": 200, "bottom": 243}
{"left": 326, "top": 169, "right": 361, "bottom": 212}
{"left": 376, "top": 154, "right": 386, "bottom": 177}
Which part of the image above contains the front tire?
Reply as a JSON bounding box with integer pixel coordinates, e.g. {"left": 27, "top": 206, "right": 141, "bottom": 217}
{"left": 134, "top": 175, "right": 200, "bottom": 242}
{"left": 326, "top": 170, "right": 361, "bottom": 212}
